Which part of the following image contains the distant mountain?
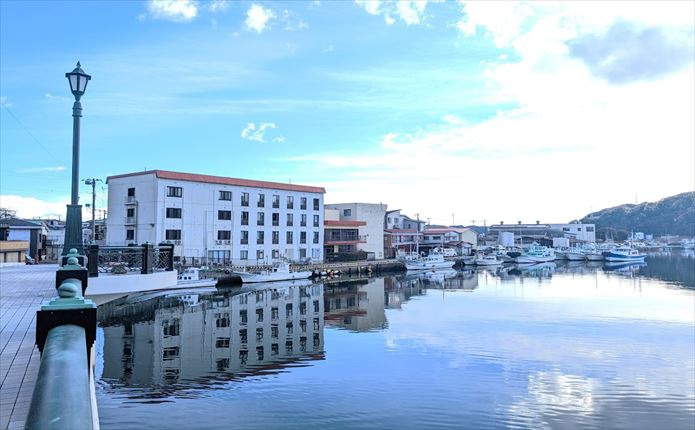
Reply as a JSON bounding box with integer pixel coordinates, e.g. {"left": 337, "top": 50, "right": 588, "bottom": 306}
{"left": 580, "top": 192, "right": 695, "bottom": 238}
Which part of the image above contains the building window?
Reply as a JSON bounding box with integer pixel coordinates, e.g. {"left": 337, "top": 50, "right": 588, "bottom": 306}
{"left": 238, "top": 351, "right": 247, "bottom": 366}
{"left": 218, "top": 210, "right": 232, "bottom": 220}
{"left": 300, "top": 248, "right": 307, "bottom": 258}
{"left": 272, "top": 249, "right": 280, "bottom": 259}
{"left": 272, "top": 194, "right": 280, "bottom": 208}
{"left": 162, "top": 347, "right": 179, "bottom": 360}
{"left": 271, "top": 343, "right": 279, "bottom": 356}
{"left": 300, "top": 197, "right": 307, "bottom": 210}
{"left": 286, "top": 231, "right": 293, "bottom": 244}
{"left": 271, "top": 307, "right": 279, "bottom": 320}
{"left": 167, "top": 186, "right": 182, "bottom": 198}
{"left": 257, "top": 212, "right": 265, "bottom": 226}
{"left": 240, "top": 310, "right": 247, "bottom": 324}
{"left": 216, "top": 313, "right": 230, "bottom": 327}
{"left": 257, "top": 231, "right": 265, "bottom": 245}
{"left": 218, "top": 230, "right": 231, "bottom": 240}
{"left": 126, "top": 229, "right": 135, "bottom": 240}
{"left": 165, "top": 208, "right": 180, "bottom": 218}
{"left": 286, "top": 322, "right": 293, "bottom": 335}
{"left": 300, "top": 231, "right": 306, "bottom": 244}
{"left": 300, "top": 214, "right": 307, "bottom": 227}
{"left": 162, "top": 319, "right": 180, "bottom": 336}
{"left": 241, "top": 192, "right": 249, "bottom": 206}
{"left": 300, "top": 320, "right": 307, "bottom": 333}
{"left": 239, "top": 328, "right": 247, "bottom": 343}
{"left": 313, "top": 231, "right": 319, "bottom": 244}
{"left": 272, "top": 231, "right": 279, "bottom": 244}
{"left": 313, "top": 300, "right": 320, "bottom": 313}
{"left": 257, "top": 250, "right": 264, "bottom": 260}
{"left": 127, "top": 207, "right": 135, "bottom": 217}
{"left": 287, "top": 213, "right": 293, "bottom": 226}
{"left": 586, "top": 226, "right": 595, "bottom": 232}
{"left": 217, "top": 358, "right": 230, "bottom": 371}
{"left": 240, "top": 231, "right": 248, "bottom": 245}
{"left": 165, "top": 229, "right": 181, "bottom": 240}
{"left": 287, "top": 196, "right": 294, "bottom": 209}
{"left": 271, "top": 326, "right": 279, "bottom": 338}
{"left": 272, "top": 213, "right": 279, "bottom": 226}
{"left": 127, "top": 187, "right": 135, "bottom": 197}
{"left": 257, "top": 194, "right": 265, "bottom": 207}
{"left": 240, "top": 250, "right": 248, "bottom": 260}
{"left": 286, "top": 303, "right": 293, "bottom": 318}
{"left": 313, "top": 215, "right": 319, "bottom": 227}
{"left": 286, "top": 340, "right": 293, "bottom": 354}
{"left": 215, "top": 337, "right": 230, "bottom": 348}
{"left": 256, "top": 309, "right": 264, "bottom": 323}
{"left": 562, "top": 227, "right": 570, "bottom": 232}
{"left": 219, "top": 190, "right": 232, "bottom": 201}
{"left": 241, "top": 211, "right": 249, "bottom": 225}
{"left": 313, "top": 198, "right": 319, "bottom": 211}
{"left": 343, "top": 209, "right": 352, "bottom": 217}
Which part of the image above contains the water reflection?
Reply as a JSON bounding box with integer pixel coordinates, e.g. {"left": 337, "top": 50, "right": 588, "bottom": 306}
{"left": 98, "top": 281, "right": 324, "bottom": 394}
{"left": 97, "top": 255, "right": 695, "bottom": 430}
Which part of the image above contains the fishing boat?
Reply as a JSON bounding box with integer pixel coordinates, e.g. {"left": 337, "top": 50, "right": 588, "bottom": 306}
{"left": 514, "top": 243, "right": 555, "bottom": 264}
{"left": 233, "top": 261, "right": 313, "bottom": 283}
{"left": 404, "top": 253, "right": 455, "bottom": 271}
{"left": 177, "top": 267, "right": 218, "bottom": 288}
{"left": 474, "top": 254, "right": 502, "bottom": 266}
{"left": 565, "top": 247, "right": 586, "bottom": 261}
{"left": 584, "top": 243, "right": 606, "bottom": 261}
{"left": 603, "top": 245, "right": 646, "bottom": 262}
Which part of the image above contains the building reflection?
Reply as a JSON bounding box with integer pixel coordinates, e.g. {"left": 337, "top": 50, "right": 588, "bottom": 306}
{"left": 323, "top": 278, "right": 387, "bottom": 331}
{"left": 98, "top": 282, "right": 324, "bottom": 390}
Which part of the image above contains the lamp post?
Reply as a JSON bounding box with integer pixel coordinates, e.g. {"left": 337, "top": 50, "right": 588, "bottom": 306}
{"left": 62, "top": 62, "right": 91, "bottom": 257}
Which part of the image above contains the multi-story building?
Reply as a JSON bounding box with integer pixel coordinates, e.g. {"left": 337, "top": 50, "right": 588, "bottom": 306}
{"left": 106, "top": 170, "right": 326, "bottom": 264}
{"left": 384, "top": 209, "right": 426, "bottom": 258}
{"left": 324, "top": 203, "right": 387, "bottom": 260}
{"left": 421, "top": 227, "right": 478, "bottom": 254}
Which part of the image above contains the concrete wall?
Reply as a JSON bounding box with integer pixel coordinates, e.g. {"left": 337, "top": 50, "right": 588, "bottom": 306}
{"left": 325, "top": 203, "right": 387, "bottom": 259}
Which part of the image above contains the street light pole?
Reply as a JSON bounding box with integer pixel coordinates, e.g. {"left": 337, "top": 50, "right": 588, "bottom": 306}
{"left": 83, "top": 178, "right": 102, "bottom": 243}
{"left": 62, "top": 62, "right": 91, "bottom": 257}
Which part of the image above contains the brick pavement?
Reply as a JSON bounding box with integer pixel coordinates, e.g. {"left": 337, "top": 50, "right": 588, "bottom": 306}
{"left": 0, "top": 264, "right": 58, "bottom": 430}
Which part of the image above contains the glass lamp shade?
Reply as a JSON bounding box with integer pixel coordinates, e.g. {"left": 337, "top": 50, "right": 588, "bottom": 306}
{"left": 65, "top": 62, "right": 91, "bottom": 97}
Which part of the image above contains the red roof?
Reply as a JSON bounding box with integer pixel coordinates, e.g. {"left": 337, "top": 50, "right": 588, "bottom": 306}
{"left": 107, "top": 170, "right": 326, "bottom": 194}
{"left": 324, "top": 220, "right": 366, "bottom": 227}
{"left": 385, "top": 228, "right": 418, "bottom": 233}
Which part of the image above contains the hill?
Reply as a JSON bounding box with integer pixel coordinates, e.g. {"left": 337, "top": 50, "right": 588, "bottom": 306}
{"left": 580, "top": 192, "right": 695, "bottom": 239}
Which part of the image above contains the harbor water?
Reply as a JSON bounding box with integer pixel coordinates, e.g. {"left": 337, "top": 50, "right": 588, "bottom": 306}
{"left": 95, "top": 251, "right": 695, "bottom": 430}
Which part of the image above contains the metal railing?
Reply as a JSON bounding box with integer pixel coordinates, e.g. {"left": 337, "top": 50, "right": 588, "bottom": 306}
{"left": 87, "top": 243, "right": 174, "bottom": 277}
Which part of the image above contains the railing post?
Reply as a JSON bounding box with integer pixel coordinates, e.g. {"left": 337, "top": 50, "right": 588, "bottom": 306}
{"left": 87, "top": 244, "right": 99, "bottom": 277}
{"left": 56, "top": 248, "right": 89, "bottom": 296}
{"left": 142, "top": 242, "right": 153, "bottom": 274}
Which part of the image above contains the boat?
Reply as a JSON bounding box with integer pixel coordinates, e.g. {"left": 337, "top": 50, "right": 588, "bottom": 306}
{"left": 233, "top": 261, "right": 313, "bottom": 283}
{"left": 514, "top": 243, "right": 555, "bottom": 264}
{"left": 404, "top": 253, "right": 455, "bottom": 271}
{"left": 554, "top": 248, "right": 569, "bottom": 260}
{"left": 565, "top": 247, "right": 586, "bottom": 261}
{"left": 177, "top": 267, "right": 218, "bottom": 288}
{"left": 474, "top": 254, "right": 502, "bottom": 266}
{"left": 584, "top": 243, "right": 608, "bottom": 261}
{"left": 603, "top": 245, "right": 646, "bottom": 262}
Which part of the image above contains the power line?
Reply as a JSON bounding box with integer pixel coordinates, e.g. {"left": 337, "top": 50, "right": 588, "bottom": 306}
{"left": 2, "top": 105, "right": 63, "bottom": 165}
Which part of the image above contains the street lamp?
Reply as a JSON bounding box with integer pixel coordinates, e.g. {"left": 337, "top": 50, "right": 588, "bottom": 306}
{"left": 62, "top": 62, "right": 91, "bottom": 256}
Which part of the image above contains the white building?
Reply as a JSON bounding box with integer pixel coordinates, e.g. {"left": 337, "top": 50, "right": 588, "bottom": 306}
{"left": 106, "top": 170, "right": 326, "bottom": 265}
{"left": 489, "top": 222, "right": 596, "bottom": 243}
{"left": 324, "top": 203, "right": 387, "bottom": 259}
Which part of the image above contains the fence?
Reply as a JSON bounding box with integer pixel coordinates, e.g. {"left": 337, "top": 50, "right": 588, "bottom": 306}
{"left": 87, "top": 243, "right": 174, "bottom": 277}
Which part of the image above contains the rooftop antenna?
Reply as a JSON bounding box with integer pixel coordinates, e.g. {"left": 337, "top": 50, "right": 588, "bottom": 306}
{"left": 452, "top": 213, "right": 455, "bottom": 226}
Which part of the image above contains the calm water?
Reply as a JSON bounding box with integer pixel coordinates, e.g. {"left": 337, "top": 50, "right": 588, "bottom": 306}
{"left": 95, "top": 252, "right": 695, "bottom": 430}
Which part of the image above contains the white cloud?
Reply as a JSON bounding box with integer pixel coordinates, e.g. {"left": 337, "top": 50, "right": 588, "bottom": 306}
{"left": 241, "top": 122, "right": 279, "bottom": 143}
{"left": 16, "top": 166, "right": 66, "bottom": 174}
{"left": 0, "top": 195, "right": 69, "bottom": 219}
{"left": 208, "top": 0, "right": 228, "bottom": 13}
{"left": 290, "top": 3, "right": 694, "bottom": 224}
{"left": 44, "top": 93, "right": 71, "bottom": 102}
{"left": 0, "top": 96, "right": 11, "bottom": 107}
{"left": 355, "top": 0, "right": 429, "bottom": 25}
{"left": 146, "top": 0, "right": 198, "bottom": 22}
{"left": 245, "top": 4, "right": 276, "bottom": 33}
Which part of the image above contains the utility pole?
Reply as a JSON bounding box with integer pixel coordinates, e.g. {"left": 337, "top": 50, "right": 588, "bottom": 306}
{"left": 83, "top": 178, "right": 102, "bottom": 243}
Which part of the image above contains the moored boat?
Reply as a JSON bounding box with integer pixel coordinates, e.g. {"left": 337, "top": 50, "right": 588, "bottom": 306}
{"left": 565, "top": 247, "right": 585, "bottom": 261}
{"left": 405, "top": 253, "right": 456, "bottom": 271}
{"left": 603, "top": 246, "right": 646, "bottom": 262}
{"left": 514, "top": 243, "right": 555, "bottom": 264}
{"left": 474, "top": 254, "right": 502, "bottom": 266}
{"left": 233, "top": 261, "right": 313, "bottom": 283}
{"left": 177, "top": 267, "right": 218, "bottom": 288}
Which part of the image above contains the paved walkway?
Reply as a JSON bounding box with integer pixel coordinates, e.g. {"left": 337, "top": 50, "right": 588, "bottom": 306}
{"left": 0, "top": 264, "right": 57, "bottom": 430}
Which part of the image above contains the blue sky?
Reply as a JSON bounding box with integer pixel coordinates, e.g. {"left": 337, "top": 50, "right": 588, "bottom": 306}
{"left": 1, "top": 1, "right": 693, "bottom": 224}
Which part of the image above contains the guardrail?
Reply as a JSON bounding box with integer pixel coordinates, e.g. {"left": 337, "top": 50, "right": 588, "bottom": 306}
{"left": 26, "top": 251, "right": 98, "bottom": 430}
{"left": 87, "top": 243, "right": 174, "bottom": 277}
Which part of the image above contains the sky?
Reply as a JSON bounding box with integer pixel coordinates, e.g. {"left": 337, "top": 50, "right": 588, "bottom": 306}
{"left": 1, "top": 0, "right": 693, "bottom": 225}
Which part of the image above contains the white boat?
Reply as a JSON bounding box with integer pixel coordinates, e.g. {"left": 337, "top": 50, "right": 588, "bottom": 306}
{"left": 565, "top": 247, "right": 585, "bottom": 261}
{"left": 514, "top": 243, "right": 555, "bottom": 264}
{"left": 554, "top": 248, "right": 569, "bottom": 260}
{"left": 233, "top": 261, "right": 313, "bottom": 283}
{"left": 474, "top": 254, "right": 502, "bottom": 266}
{"left": 603, "top": 246, "right": 646, "bottom": 262}
{"left": 405, "top": 253, "right": 455, "bottom": 271}
{"left": 583, "top": 243, "right": 607, "bottom": 261}
{"left": 177, "top": 267, "right": 217, "bottom": 288}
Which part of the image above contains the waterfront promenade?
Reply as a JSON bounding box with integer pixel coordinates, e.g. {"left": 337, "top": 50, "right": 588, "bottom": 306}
{"left": 0, "top": 264, "right": 57, "bottom": 430}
